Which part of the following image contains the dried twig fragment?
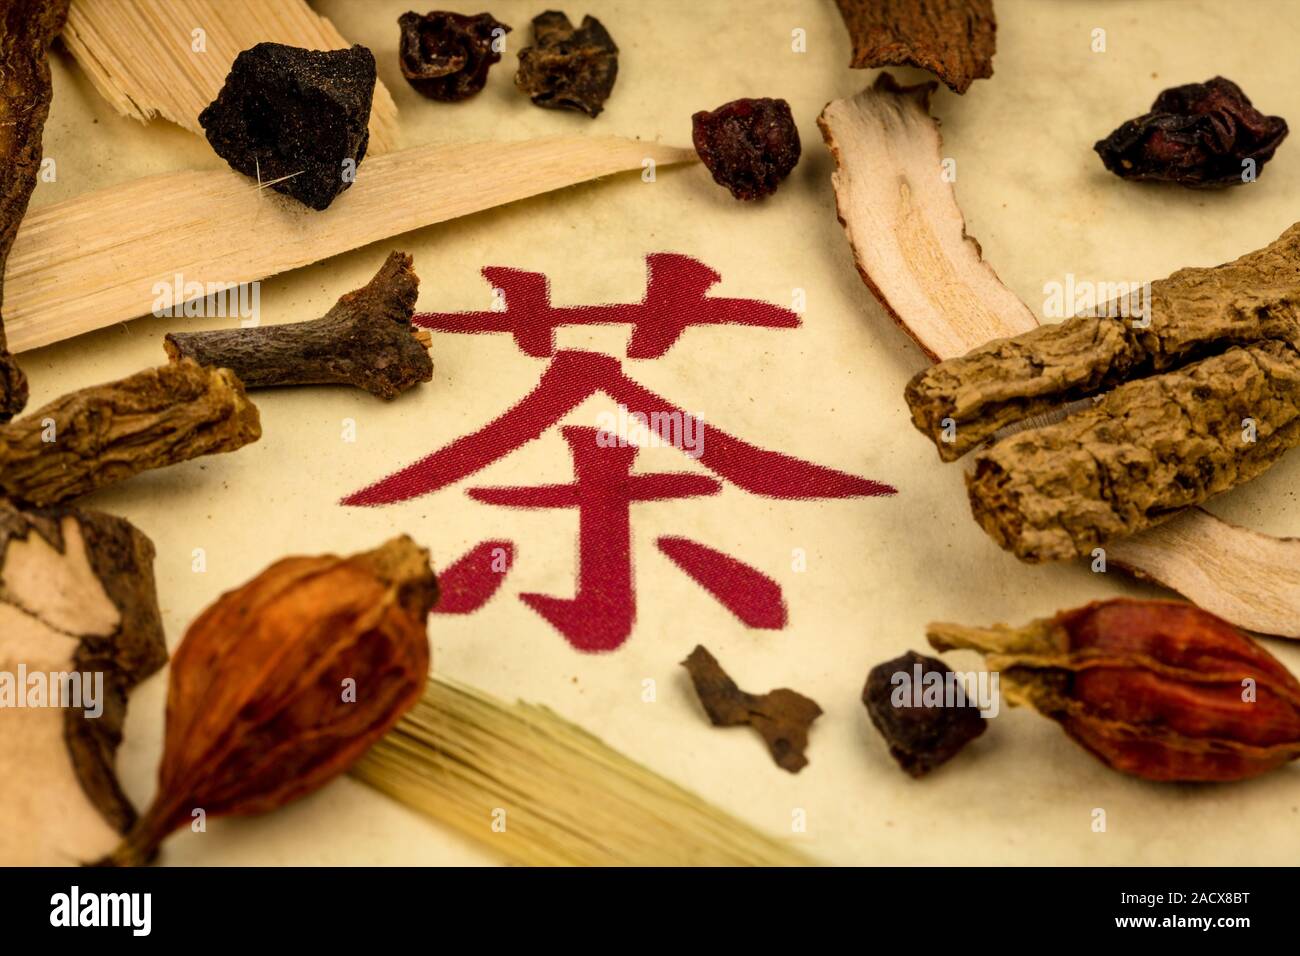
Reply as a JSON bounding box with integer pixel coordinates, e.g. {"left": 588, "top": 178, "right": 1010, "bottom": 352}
{"left": 0, "top": 500, "right": 167, "bottom": 865}
{"left": 906, "top": 222, "right": 1300, "bottom": 460}
{"left": 101, "top": 536, "right": 436, "bottom": 865}
{"left": 863, "top": 651, "right": 985, "bottom": 777}
{"left": 682, "top": 645, "right": 822, "bottom": 773}
{"left": 967, "top": 341, "right": 1300, "bottom": 563}
{"left": 832, "top": 0, "right": 996, "bottom": 94}
{"left": 199, "top": 42, "right": 376, "bottom": 210}
{"left": 0, "top": 0, "right": 69, "bottom": 420}
{"left": 0, "top": 360, "right": 261, "bottom": 507}
{"left": 818, "top": 74, "right": 1038, "bottom": 362}
{"left": 165, "top": 252, "right": 432, "bottom": 399}
{"left": 515, "top": 10, "right": 618, "bottom": 117}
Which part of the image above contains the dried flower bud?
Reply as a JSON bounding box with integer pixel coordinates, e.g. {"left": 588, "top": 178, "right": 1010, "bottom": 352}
{"left": 928, "top": 599, "right": 1300, "bottom": 782}
{"left": 98, "top": 536, "right": 438, "bottom": 865}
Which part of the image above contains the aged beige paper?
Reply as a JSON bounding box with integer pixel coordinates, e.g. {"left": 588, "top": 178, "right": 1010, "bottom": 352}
{"left": 21, "top": 0, "right": 1300, "bottom": 864}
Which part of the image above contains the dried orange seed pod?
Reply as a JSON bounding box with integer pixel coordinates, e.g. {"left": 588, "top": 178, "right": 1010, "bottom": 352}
{"left": 927, "top": 599, "right": 1300, "bottom": 782}
{"left": 98, "top": 535, "right": 437, "bottom": 865}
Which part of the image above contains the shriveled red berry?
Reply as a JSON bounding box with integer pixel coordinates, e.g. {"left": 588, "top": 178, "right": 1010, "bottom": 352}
{"left": 692, "top": 97, "right": 801, "bottom": 201}
{"left": 398, "top": 11, "right": 511, "bottom": 102}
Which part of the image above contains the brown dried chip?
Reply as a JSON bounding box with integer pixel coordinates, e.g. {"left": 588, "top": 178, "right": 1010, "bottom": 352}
{"left": 833, "top": 0, "right": 996, "bottom": 95}
{"left": 863, "top": 651, "right": 986, "bottom": 777}
{"left": 681, "top": 645, "right": 822, "bottom": 773}
{"left": 398, "top": 11, "right": 511, "bottom": 102}
{"left": 514, "top": 10, "right": 618, "bottom": 117}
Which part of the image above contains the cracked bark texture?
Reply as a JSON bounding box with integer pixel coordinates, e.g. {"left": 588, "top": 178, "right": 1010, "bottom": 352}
{"left": 0, "top": 0, "right": 70, "bottom": 420}
{"left": 967, "top": 341, "right": 1300, "bottom": 562}
{"left": 0, "top": 500, "right": 166, "bottom": 864}
{"left": 907, "top": 222, "right": 1300, "bottom": 460}
{"left": 164, "top": 251, "right": 432, "bottom": 399}
{"left": 833, "top": 0, "right": 996, "bottom": 94}
{"left": 0, "top": 359, "right": 261, "bottom": 507}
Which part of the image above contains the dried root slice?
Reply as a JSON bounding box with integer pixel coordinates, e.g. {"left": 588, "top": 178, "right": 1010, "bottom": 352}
{"left": 0, "top": 360, "right": 261, "bottom": 507}
{"left": 817, "top": 74, "right": 1038, "bottom": 363}
{"left": 832, "top": 0, "right": 996, "bottom": 94}
{"left": 967, "top": 341, "right": 1300, "bottom": 562}
{"left": 907, "top": 222, "right": 1300, "bottom": 460}
{"left": 0, "top": 500, "right": 166, "bottom": 865}
{"left": 0, "top": 0, "right": 69, "bottom": 420}
{"left": 165, "top": 252, "right": 432, "bottom": 400}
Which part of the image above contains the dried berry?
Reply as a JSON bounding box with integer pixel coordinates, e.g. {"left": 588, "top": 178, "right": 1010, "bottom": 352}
{"left": 1094, "top": 76, "right": 1288, "bottom": 188}
{"left": 682, "top": 645, "right": 821, "bottom": 773}
{"left": 199, "top": 42, "right": 376, "bottom": 211}
{"left": 928, "top": 599, "right": 1300, "bottom": 782}
{"left": 97, "top": 537, "right": 437, "bottom": 865}
{"left": 863, "top": 651, "right": 986, "bottom": 777}
{"left": 398, "top": 11, "right": 510, "bottom": 102}
{"left": 514, "top": 10, "right": 618, "bottom": 118}
{"left": 692, "top": 97, "right": 802, "bottom": 201}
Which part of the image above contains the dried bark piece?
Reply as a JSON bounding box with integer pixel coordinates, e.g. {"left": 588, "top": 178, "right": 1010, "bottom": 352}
{"left": 1095, "top": 77, "right": 1288, "bottom": 188}
{"left": 818, "top": 74, "right": 1038, "bottom": 363}
{"left": 199, "top": 42, "right": 376, "bottom": 211}
{"left": 968, "top": 341, "right": 1300, "bottom": 563}
{"left": 681, "top": 645, "right": 822, "bottom": 773}
{"left": 0, "top": 500, "right": 166, "bottom": 865}
{"left": 514, "top": 11, "right": 618, "bottom": 118}
{"left": 0, "top": 0, "right": 69, "bottom": 420}
{"left": 906, "top": 221, "right": 1300, "bottom": 460}
{"left": 0, "top": 360, "right": 261, "bottom": 507}
{"left": 863, "top": 651, "right": 985, "bottom": 777}
{"left": 833, "top": 0, "right": 996, "bottom": 94}
{"left": 101, "top": 536, "right": 436, "bottom": 866}
{"left": 928, "top": 600, "right": 1300, "bottom": 782}
{"left": 398, "top": 11, "right": 510, "bottom": 102}
{"left": 692, "top": 98, "right": 801, "bottom": 201}
{"left": 165, "top": 252, "right": 432, "bottom": 400}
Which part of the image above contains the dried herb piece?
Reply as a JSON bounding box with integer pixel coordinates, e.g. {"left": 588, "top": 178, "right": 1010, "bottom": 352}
{"left": 692, "top": 98, "right": 802, "bottom": 201}
{"left": 969, "top": 341, "right": 1300, "bottom": 563}
{"left": 98, "top": 536, "right": 438, "bottom": 866}
{"left": 929, "top": 600, "right": 1300, "bottom": 782}
{"left": 398, "top": 10, "right": 510, "bottom": 101}
{"left": 0, "top": 0, "right": 70, "bottom": 420}
{"left": 833, "top": 0, "right": 996, "bottom": 94}
{"left": 906, "top": 221, "right": 1300, "bottom": 461}
{"left": 863, "top": 651, "right": 985, "bottom": 777}
{"left": 1095, "top": 76, "right": 1288, "bottom": 188}
{"left": 514, "top": 11, "right": 618, "bottom": 118}
{"left": 165, "top": 252, "right": 432, "bottom": 399}
{"left": 681, "top": 645, "right": 821, "bottom": 773}
{"left": 0, "top": 360, "right": 261, "bottom": 507}
{"left": 0, "top": 500, "right": 167, "bottom": 865}
{"left": 199, "top": 42, "right": 376, "bottom": 211}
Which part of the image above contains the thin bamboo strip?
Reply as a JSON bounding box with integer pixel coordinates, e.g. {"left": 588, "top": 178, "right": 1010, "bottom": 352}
{"left": 352, "top": 677, "right": 816, "bottom": 867}
{"left": 4, "top": 137, "right": 695, "bottom": 352}
{"left": 63, "top": 0, "right": 400, "bottom": 153}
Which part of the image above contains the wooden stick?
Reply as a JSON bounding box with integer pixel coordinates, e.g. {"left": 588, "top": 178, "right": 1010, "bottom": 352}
{"left": 352, "top": 676, "right": 816, "bottom": 866}
{"left": 819, "top": 75, "right": 1300, "bottom": 639}
{"left": 165, "top": 251, "right": 432, "bottom": 399}
{"left": 62, "top": 0, "right": 400, "bottom": 153}
{"left": 0, "top": 359, "right": 260, "bottom": 507}
{"left": 4, "top": 137, "right": 695, "bottom": 353}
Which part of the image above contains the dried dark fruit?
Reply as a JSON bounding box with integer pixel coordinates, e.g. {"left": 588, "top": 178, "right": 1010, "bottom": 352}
{"left": 692, "top": 98, "right": 802, "bottom": 201}
{"left": 199, "top": 42, "right": 376, "bottom": 211}
{"left": 681, "top": 645, "right": 822, "bottom": 773}
{"left": 398, "top": 11, "right": 510, "bottom": 102}
{"left": 863, "top": 651, "right": 986, "bottom": 777}
{"left": 514, "top": 10, "right": 618, "bottom": 118}
{"left": 1094, "top": 76, "right": 1288, "bottom": 188}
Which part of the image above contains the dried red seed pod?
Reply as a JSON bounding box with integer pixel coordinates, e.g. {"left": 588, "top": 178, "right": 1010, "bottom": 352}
{"left": 692, "top": 97, "right": 802, "bottom": 201}
{"left": 928, "top": 599, "right": 1300, "bottom": 782}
